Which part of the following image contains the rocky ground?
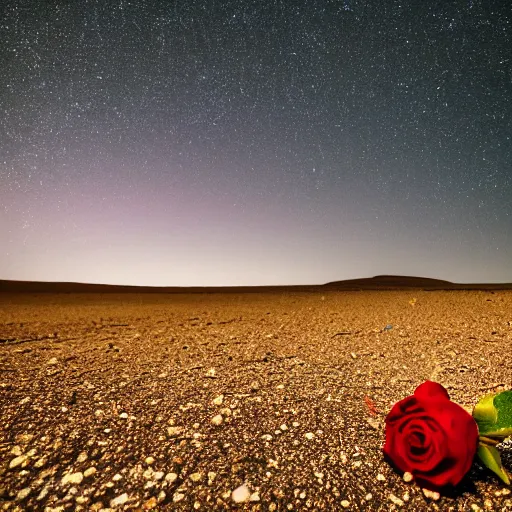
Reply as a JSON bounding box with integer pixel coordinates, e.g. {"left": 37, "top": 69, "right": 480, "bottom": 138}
{"left": 1, "top": 290, "right": 511, "bottom": 511}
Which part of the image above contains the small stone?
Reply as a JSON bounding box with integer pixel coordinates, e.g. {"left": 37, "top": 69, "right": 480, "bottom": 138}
{"left": 365, "top": 493, "right": 373, "bottom": 501}
{"left": 145, "top": 456, "right": 155, "bottom": 465}
{"left": 165, "top": 472, "right": 178, "bottom": 483}
{"left": 167, "top": 426, "right": 184, "bottom": 437}
{"left": 205, "top": 368, "right": 216, "bottom": 378}
{"left": 305, "top": 432, "right": 315, "bottom": 440}
{"left": 47, "top": 357, "right": 59, "bottom": 366}
{"left": 112, "top": 473, "right": 122, "bottom": 481}
{"left": 157, "top": 491, "right": 166, "bottom": 503}
{"left": 403, "top": 492, "right": 410, "bottom": 502}
{"left": 422, "top": 488, "right": 440, "bottom": 501}
{"left": 403, "top": 471, "right": 413, "bottom": 483}
{"left": 208, "top": 471, "right": 217, "bottom": 484}
{"left": 194, "top": 501, "right": 201, "bottom": 509}
{"left": 84, "top": 467, "right": 97, "bottom": 478}
{"left": 119, "top": 412, "right": 129, "bottom": 419}
{"left": 76, "top": 452, "right": 88, "bottom": 463}
{"left": 341, "top": 500, "right": 350, "bottom": 508}
{"left": 262, "top": 434, "right": 273, "bottom": 441}
{"left": 11, "top": 445, "right": 23, "bottom": 456}
{"left": 61, "top": 472, "right": 83, "bottom": 485}
{"left": 110, "top": 493, "right": 129, "bottom": 507}
{"left": 213, "top": 395, "right": 224, "bottom": 405}
{"left": 280, "top": 424, "right": 288, "bottom": 431}
{"left": 16, "top": 487, "right": 31, "bottom": 501}
{"left": 9, "top": 455, "right": 28, "bottom": 469}
{"left": 250, "top": 492, "right": 260, "bottom": 501}
{"left": 143, "top": 497, "right": 157, "bottom": 509}
{"left": 211, "top": 414, "right": 223, "bottom": 425}
{"left": 232, "top": 484, "right": 251, "bottom": 503}
{"left": 389, "top": 494, "right": 404, "bottom": 506}
{"left": 154, "top": 471, "right": 164, "bottom": 481}
{"left": 376, "top": 473, "right": 386, "bottom": 481}
{"left": 190, "top": 472, "right": 202, "bottom": 482}
{"left": 173, "top": 492, "right": 185, "bottom": 503}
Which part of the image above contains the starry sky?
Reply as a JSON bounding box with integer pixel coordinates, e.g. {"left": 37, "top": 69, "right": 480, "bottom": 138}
{"left": 1, "top": 0, "right": 511, "bottom": 287}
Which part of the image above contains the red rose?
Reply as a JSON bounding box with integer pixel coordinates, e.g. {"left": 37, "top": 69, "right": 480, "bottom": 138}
{"left": 383, "top": 381, "right": 479, "bottom": 489}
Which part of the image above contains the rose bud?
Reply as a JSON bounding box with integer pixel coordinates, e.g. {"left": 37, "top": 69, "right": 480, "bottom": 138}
{"left": 383, "top": 381, "right": 479, "bottom": 490}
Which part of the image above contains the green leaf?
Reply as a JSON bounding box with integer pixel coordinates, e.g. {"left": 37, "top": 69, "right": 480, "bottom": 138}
{"left": 473, "top": 390, "right": 512, "bottom": 439}
{"left": 476, "top": 443, "right": 511, "bottom": 485}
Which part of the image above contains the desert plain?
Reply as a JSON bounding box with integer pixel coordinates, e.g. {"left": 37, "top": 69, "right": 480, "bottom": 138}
{"left": 1, "top": 287, "right": 511, "bottom": 511}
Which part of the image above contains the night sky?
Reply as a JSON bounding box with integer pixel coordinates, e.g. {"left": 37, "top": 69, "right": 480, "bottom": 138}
{"left": 2, "top": 1, "right": 511, "bottom": 286}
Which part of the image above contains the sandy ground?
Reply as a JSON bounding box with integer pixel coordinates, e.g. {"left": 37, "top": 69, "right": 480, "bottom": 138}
{"left": 1, "top": 290, "right": 511, "bottom": 511}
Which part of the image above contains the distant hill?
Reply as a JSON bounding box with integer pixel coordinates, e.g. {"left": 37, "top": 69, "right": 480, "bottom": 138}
{"left": 0, "top": 275, "right": 511, "bottom": 294}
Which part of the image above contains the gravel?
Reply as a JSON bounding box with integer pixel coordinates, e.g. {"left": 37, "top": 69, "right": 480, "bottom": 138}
{"left": 1, "top": 290, "right": 512, "bottom": 511}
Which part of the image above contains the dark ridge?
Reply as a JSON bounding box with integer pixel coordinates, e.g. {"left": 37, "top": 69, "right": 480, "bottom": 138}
{"left": 1, "top": 276, "right": 512, "bottom": 294}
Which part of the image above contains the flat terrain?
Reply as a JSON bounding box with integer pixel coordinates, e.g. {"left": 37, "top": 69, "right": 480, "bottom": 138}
{"left": 1, "top": 291, "right": 511, "bottom": 511}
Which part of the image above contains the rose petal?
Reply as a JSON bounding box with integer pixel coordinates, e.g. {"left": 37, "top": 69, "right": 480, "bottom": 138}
{"left": 414, "top": 381, "right": 450, "bottom": 402}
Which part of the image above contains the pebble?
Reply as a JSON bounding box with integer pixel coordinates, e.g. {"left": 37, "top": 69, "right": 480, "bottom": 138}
{"left": 422, "top": 488, "right": 440, "bottom": 500}
{"left": 211, "top": 414, "right": 223, "bottom": 425}
{"left": 16, "top": 487, "right": 31, "bottom": 501}
{"left": 250, "top": 492, "right": 260, "bottom": 502}
{"left": 61, "top": 472, "right": 83, "bottom": 485}
{"left": 46, "top": 357, "right": 59, "bottom": 366}
{"left": 110, "top": 493, "right": 129, "bottom": 507}
{"left": 9, "top": 455, "right": 28, "bottom": 469}
{"left": 153, "top": 471, "right": 164, "bottom": 481}
{"left": 75, "top": 452, "right": 88, "bottom": 463}
{"left": 365, "top": 493, "right": 373, "bottom": 501}
{"left": 167, "top": 426, "right": 184, "bottom": 437}
{"left": 403, "top": 472, "right": 413, "bottom": 483}
{"left": 11, "top": 445, "right": 22, "bottom": 456}
{"left": 305, "top": 432, "right": 315, "bottom": 440}
{"left": 112, "top": 473, "right": 122, "bottom": 481}
{"left": 165, "top": 472, "right": 178, "bottom": 483}
{"left": 376, "top": 473, "right": 386, "bottom": 481}
{"left": 262, "top": 434, "right": 273, "bottom": 441}
{"left": 213, "top": 395, "right": 224, "bottom": 405}
{"left": 205, "top": 368, "right": 216, "bottom": 378}
{"left": 119, "top": 412, "right": 128, "bottom": 419}
{"left": 84, "top": 467, "right": 97, "bottom": 478}
{"left": 143, "top": 497, "right": 157, "bottom": 509}
{"left": 389, "top": 494, "right": 404, "bottom": 506}
{"left": 190, "top": 472, "right": 202, "bottom": 482}
{"left": 145, "top": 456, "right": 155, "bottom": 465}
{"left": 232, "top": 484, "right": 251, "bottom": 503}
{"left": 173, "top": 492, "right": 185, "bottom": 503}
{"left": 341, "top": 500, "right": 350, "bottom": 508}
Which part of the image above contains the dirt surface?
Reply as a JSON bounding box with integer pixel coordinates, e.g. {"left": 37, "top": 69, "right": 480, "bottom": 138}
{"left": 1, "top": 290, "right": 511, "bottom": 511}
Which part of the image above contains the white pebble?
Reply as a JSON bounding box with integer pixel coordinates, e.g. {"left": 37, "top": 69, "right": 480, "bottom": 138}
{"left": 305, "top": 432, "right": 315, "bottom": 440}
{"left": 213, "top": 395, "right": 224, "bottom": 405}
{"left": 232, "top": 484, "right": 251, "bottom": 503}
{"left": 110, "top": 493, "right": 129, "bottom": 507}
